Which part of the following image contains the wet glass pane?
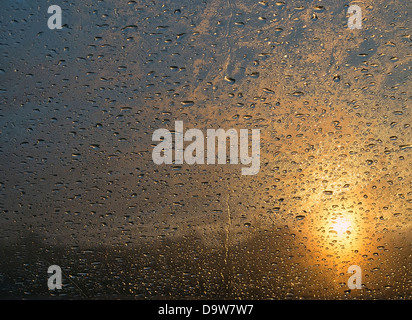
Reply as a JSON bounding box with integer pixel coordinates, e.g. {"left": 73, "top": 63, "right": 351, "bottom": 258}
{"left": 0, "top": 0, "right": 410, "bottom": 299}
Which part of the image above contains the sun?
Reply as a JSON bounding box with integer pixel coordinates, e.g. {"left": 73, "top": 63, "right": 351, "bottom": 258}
{"left": 331, "top": 215, "right": 352, "bottom": 236}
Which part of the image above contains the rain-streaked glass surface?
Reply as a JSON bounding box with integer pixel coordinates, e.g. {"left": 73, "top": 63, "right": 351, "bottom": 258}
{"left": 0, "top": 0, "right": 410, "bottom": 299}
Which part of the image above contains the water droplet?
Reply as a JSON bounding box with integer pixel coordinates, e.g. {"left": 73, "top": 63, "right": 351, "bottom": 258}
{"left": 181, "top": 101, "right": 194, "bottom": 106}
{"left": 224, "top": 76, "right": 236, "bottom": 84}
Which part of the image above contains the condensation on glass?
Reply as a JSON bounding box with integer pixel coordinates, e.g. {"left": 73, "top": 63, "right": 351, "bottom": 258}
{"left": 0, "top": 0, "right": 410, "bottom": 299}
